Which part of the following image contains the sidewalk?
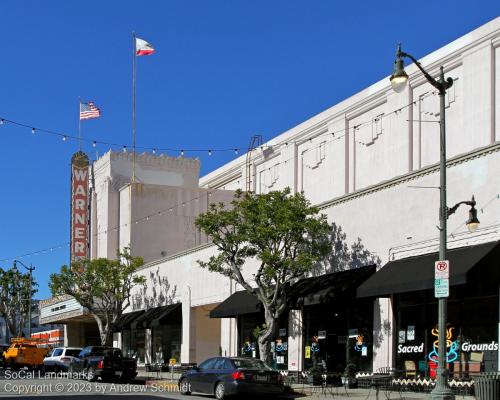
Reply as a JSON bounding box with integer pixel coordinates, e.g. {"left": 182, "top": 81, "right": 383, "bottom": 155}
{"left": 136, "top": 367, "right": 182, "bottom": 383}
{"left": 136, "top": 369, "right": 477, "bottom": 400}
{"left": 289, "top": 385, "right": 475, "bottom": 400}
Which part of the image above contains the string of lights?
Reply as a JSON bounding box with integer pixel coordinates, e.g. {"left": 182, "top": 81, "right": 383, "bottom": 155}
{"left": 0, "top": 189, "right": 215, "bottom": 263}
{"left": 0, "top": 117, "right": 242, "bottom": 155}
{"left": 0, "top": 90, "right": 434, "bottom": 158}
{"left": 2, "top": 186, "right": 497, "bottom": 264}
{"left": 1, "top": 90, "right": 443, "bottom": 262}
{"left": 250, "top": 90, "right": 435, "bottom": 152}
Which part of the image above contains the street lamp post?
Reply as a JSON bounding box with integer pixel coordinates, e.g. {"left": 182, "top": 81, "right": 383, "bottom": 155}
{"left": 12, "top": 260, "right": 35, "bottom": 338}
{"left": 390, "top": 45, "right": 479, "bottom": 400}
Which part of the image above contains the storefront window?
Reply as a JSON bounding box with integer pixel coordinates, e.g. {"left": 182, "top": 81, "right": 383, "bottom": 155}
{"left": 122, "top": 330, "right": 133, "bottom": 357}
{"left": 133, "top": 329, "right": 146, "bottom": 365}
{"left": 152, "top": 324, "right": 181, "bottom": 364}
{"left": 238, "top": 313, "right": 288, "bottom": 369}
{"left": 395, "top": 286, "right": 499, "bottom": 378}
{"left": 303, "top": 299, "right": 373, "bottom": 373}
{"left": 239, "top": 314, "right": 263, "bottom": 359}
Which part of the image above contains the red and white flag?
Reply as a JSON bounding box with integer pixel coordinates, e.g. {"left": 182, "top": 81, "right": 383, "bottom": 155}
{"left": 136, "top": 37, "right": 155, "bottom": 56}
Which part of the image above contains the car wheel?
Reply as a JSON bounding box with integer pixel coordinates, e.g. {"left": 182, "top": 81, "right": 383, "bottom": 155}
{"left": 215, "top": 382, "right": 225, "bottom": 400}
{"left": 86, "top": 367, "right": 97, "bottom": 382}
{"left": 179, "top": 378, "right": 191, "bottom": 395}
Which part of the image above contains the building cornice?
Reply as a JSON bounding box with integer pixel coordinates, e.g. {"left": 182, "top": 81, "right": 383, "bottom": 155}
{"left": 143, "top": 142, "right": 500, "bottom": 273}
{"left": 317, "top": 141, "right": 500, "bottom": 210}
{"left": 200, "top": 18, "right": 500, "bottom": 188}
{"left": 138, "top": 242, "right": 215, "bottom": 271}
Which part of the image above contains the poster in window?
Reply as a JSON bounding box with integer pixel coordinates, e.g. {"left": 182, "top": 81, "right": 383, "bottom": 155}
{"left": 398, "top": 330, "right": 406, "bottom": 343}
{"left": 407, "top": 326, "right": 415, "bottom": 341}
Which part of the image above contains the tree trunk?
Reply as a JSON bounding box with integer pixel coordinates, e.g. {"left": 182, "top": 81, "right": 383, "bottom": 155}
{"left": 92, "top": 314, "right": 110, "bottom": 346}
{"left": 258, "top": 308, "right": 277, "bottom": 365}
{"left": 5, "top": 311, "right": 25, "bottom": 338}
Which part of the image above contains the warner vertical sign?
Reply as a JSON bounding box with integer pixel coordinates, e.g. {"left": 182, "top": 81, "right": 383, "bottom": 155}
{"left": 70, "top": 151, "right": 90, "bottom": 259}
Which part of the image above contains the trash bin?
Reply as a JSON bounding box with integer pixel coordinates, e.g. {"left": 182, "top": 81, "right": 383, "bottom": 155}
{"left": 474, "top": 372, "right": 500, "bottom": 400}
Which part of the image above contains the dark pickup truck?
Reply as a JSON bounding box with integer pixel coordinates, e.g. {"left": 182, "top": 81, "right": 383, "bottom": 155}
{"left": 68, "top": 346, "right": 137, "bottom": 382}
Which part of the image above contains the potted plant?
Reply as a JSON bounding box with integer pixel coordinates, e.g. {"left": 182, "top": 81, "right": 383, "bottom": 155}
{"left": 342, "top": 361, "right": 358, "bottom": 388}
{"left": 306, "top": 365, "right": 324, "bottom": 386}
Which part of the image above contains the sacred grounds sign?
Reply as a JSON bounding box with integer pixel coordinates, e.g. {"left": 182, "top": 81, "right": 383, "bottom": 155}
{"left": 398, "top": 341, "right": 498, "bottom": 354}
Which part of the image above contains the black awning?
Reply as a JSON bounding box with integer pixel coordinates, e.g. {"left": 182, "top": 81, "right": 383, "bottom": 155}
{"left": 287, "top": 265, "right": 376, "bottom": 307}
{"left": 151, "top": 303, "right": 181, "bottom": 328}
{"left": 132, "top": 303, "right": 181, "bottom": 329}
{"left": 357, "top": 241, "right": 499, "bottom": 298}
{"left": 210, "top": 290, "right": 262, "bottom": 318}
{"left": 113, "top": 309, "right": 144, "bottom": 331}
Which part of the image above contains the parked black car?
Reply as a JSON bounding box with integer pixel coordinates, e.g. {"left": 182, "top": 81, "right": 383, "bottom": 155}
{"left": 178, "top": 357, "right": 284, "bottom": 400}
{"left": 69, "top": 346, "right": 137, "bottom": 383}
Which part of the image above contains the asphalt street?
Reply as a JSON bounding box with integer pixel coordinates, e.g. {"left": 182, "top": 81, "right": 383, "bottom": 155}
{"left": 0, "top": 370, "right": 189, "bottom": 399}
{"left": 0, "top": 370, "right": 290, "bottom": 399}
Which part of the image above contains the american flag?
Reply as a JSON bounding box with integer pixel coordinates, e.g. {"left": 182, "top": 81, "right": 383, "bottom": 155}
{"left": 80, "top": 101, "right": 101, "bottom": 120}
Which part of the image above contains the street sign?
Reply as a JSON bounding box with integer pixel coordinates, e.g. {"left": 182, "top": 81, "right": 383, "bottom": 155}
{"left": 435, "top": 260, "right": 450, "bottom": 279}
{"left": 435, "top": 278, "right": 449, "bottom": 298}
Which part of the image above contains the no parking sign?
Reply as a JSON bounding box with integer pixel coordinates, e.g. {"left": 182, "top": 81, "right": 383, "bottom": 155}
{"left": 435, "top": 260, "right": 449, "bottom": 298}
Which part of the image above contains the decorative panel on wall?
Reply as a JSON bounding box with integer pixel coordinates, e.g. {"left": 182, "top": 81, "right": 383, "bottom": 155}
{"left": 298, "top": 131, "right": 335, "bottom": 205}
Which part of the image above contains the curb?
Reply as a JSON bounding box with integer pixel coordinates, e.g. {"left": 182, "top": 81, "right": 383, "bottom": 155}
{"left": 144, "top": 380, "right": 179, "bottom": 390}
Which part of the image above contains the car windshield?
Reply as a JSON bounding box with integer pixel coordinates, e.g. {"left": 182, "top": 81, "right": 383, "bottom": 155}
{"left": 65, "top": 349, "right": 81, "bottom": 357}
{"left": 232, "top": 359, "right": 273, "bottom": 371}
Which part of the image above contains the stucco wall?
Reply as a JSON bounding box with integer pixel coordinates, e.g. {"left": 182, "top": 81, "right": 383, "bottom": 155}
{"left": 91, "top": 151, "right": 202, "bottom": 260}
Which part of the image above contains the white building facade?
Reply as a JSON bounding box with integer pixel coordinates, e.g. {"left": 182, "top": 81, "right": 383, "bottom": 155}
{"left": 41, "top": 18, "right": 500, "bottom": 375}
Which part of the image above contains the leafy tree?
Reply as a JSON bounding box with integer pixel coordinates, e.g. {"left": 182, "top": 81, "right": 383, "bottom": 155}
{"left": 49, "top": 249, "right": 145, "bottom": 345}
{"left": 195, "top": 188, "right": 331, "bottom": 362}
{"left": 0, "top": 266, "right": 37, "bottom": 338}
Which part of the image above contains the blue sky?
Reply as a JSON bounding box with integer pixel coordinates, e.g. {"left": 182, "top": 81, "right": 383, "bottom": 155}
{"left": 0, "top": 1, "right": 498, "bottom": 298}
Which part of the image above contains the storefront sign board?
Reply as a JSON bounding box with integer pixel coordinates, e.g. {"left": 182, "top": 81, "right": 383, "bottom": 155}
{"left": 434, "top": 278, "right": 449, "bottom": 298}
{"left": 318, "top": 330, "right": 326, "bottom": 339}
{"left": 70, "top": 151, "right": 90, "bottom": 260}
{"left": 305, "top": 346, "right": 311, "bottom": 359}
{"left": 435, "top": 260, "right": 449, "bottom": 279}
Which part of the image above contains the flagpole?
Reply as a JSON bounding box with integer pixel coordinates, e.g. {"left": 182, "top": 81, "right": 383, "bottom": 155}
{"left": 132, "top": 31, "right": 137, "bottom": 183}
{"left": 78, "top": 97, "right": 82, "bottom": 151}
